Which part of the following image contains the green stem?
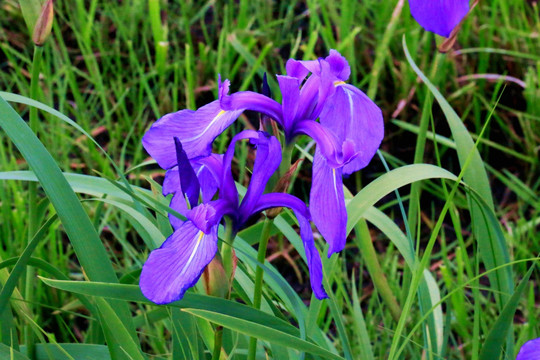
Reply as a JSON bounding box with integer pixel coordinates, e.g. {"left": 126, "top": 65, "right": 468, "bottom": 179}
{"left": 354, "top": 218, "right": 402, "bottom": 322}
{"left": 211, "top": 325, "right": 224, "bottom": 360}
{"left": 26, "top": 45, "right": 43, "bottom": 360}
{"left": 212, "top": 217, "right": 236, "bottom": 360}
{"left": 220, "top": 216, "right": 236, "bottom": 286}
{"left": 279, "top": 141, "right": 295, "bottom": 177}
{"left": 247, "top": 217, "right": 274, "bottom": 360}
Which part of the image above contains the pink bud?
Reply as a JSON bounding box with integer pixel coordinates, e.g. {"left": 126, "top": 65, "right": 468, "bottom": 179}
{"left": 32, "top": 0, "right": 54, "bottom": 47}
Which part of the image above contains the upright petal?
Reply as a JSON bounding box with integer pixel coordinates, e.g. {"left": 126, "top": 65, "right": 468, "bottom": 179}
{"left": 142, "top": 101, "right": 244, "bottom": 168}
{"left": 409, "top": 0, "right": 469, "bottom": 38}
{"left": 285, "top": 58, "right": 310, "bottom": 80}
{"left": 319, "top": 84, "right": 384, "bottom": 175}
{"left": 325, "top": 49, "right": 350, "bottom": 81}
{"left": 277, "top": 75, "right": 301, "bottom": 134}
{"left": 517, "top": 338, "right": 540, "bottom": 360}
{"left": 174, "top": 137, "right": 200, "bottom": 208}
{"left": 251, "top": 193, "right": 328, "bottom": 299}
{"left": 193, "top": 154, "right": 223, "bottom": 202}
{"left": 140, "top": 221, "right": 219, "bottom": 304}
{"left": 238, "top": 132, "right": 282, "bottom": 221}
{"left": 310, "top": 150, "right": 347, "bottom": 256}
{"left": 220, "top": 130, "right": 257, "bottom": 206}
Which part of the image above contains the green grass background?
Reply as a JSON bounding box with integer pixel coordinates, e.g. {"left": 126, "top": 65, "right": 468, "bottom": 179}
{"left": 0, "top": 0, "right": 538, "bottom": 359}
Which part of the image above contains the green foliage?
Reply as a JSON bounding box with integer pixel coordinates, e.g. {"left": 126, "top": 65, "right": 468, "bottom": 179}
{"left": 0, "top": 0, "right": 538, "bottom": 359}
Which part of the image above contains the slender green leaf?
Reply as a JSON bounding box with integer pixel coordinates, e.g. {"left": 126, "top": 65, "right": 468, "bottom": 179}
{"left": 0, "top": 98, "right": 136, "bottom": 358}
{"left": 183, "top": 308, "right": 344, "bottom": 360}
{"left": 94, "top": 298, "right": 147, "bottom": 360}
{"left": 403, "top": 38, "right": 513, "bottom": 308}
{"left": 479, "top": 266, "right": 535, "bottom": 360}
{"left": 0, "top": 343, "right": 30, "bottom": 360}
{"left": 38, "top": 278, "right": 301, "bottom": 338}
{"left": 0, "top": 216, "right": 57, "bottom": 312}
{"left": 20, "top": 344, "right": 112, "bottom": 360}
{"left": 346, "top": 164, "right": 459, "bottom": 234}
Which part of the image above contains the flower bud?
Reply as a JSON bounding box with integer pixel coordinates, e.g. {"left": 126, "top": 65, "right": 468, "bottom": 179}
{"left": 32, "top": 0, "right": 54, "bottom": 47}
{"left": 203, "top": 255, "right": 233, "bottom": 298}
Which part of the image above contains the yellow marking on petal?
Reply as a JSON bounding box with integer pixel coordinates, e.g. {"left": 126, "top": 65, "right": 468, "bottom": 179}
{"left": 182, "top": 110, "right": 228, "bottom": 142}
{"left": 334, "top": 81, "right": 346, "bottom": 87}
{"left": 197, "top": 231, "right": 204, "bottom": 244}
{"left": 181, "top": 231, "right": 205, "bottom": 276}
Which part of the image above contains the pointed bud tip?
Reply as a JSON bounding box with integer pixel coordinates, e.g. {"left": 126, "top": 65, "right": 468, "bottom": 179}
{"left": 202, "top": 256, "right": 229, "bottom": 298}
{"left": 32, "top": 0, "right": 54, "bottom": 47}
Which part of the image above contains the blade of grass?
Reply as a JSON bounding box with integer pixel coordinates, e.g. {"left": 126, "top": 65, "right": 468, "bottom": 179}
{"left": 183, "top": 308, "right": 344, "bottom": 360}
{"left": 403, "top": 37, "right": 513, "bottom": 309}
{"left": 479, "top": 266, "right": 536, "bottom": 360}
{"left": 0, "top": 97, "right": 136, "bottom": 359}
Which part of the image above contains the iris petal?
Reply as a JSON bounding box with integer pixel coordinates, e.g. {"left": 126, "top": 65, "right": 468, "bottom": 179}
{"left": 277, "top": 75, "right": 301, "bottom": 133}
{"left": 325, "top": 49, "right": 350, "bottom": 81}
{"left": 168, "top": 191, "right": 189, "bottom": 230}
{"left": 219, "top": 91, "right": 284, "bottom": 126}
{"left": 319, "top": 84, "right": 384, "bottom": 175}
{"left": 251, "top": 193, "right": 328, "bottom": 299}
{"left": 409, "top": 0, "right": 469, "bottom": 37}
{"left": 142, "top": 100, "right": 244, "bottom": 168}
{"left": 239, "top": 133, "right": 282, "bottom": 221}
{"left": 140, "top": 221, "right": 218, "bottom": 304}
{"left": 310, "top": 150, "right": 347, "bottom": 257}
{"left": 517, "top": 338, "right": 540, "bottom": 360}
{"left": 174, "top": 137, "right": 200, "bottom": 208}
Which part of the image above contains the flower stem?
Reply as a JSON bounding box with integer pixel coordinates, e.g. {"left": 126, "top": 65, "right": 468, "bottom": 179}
{"left": 221, "top": 216, "right": 236, "bottom": 287}
{"left": 279, "top": 141, "right": 295, "bottom": 177}
{"left": 212, "top": 216, "right": 236, "bottom": 360}
{"left": 25, "top": 45, "right": 43, "bottom": 360}
{"left": 247, "top": 216, "right": 273, "bottom": 360}
{"left": 211, "top": 325, "right": 224, "bottom": 360}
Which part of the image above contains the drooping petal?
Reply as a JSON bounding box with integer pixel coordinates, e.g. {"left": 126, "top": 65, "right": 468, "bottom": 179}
{"left": 163, "top": 167, "right": 180, "bottom": 196}
{"left": 251, "top": 193, "right": 328, "bottom": 299}
{"left": 142, "top": 101, "right": 244, "bottom": 168}
{"left": 186, "top": 201, "right": 233, "bottom": 234}
{"left": 140, "top": 220, "right": 219, "bottom": 304}
{"left": 174, "top": 137, "right": 200, "bottom": 208}
{"left": 219, "top": 91, "right": 284, "bottom": 127}
{"left": 517, "top": 338, "right": 540, "bottom": 360}
{"left": 319, "top": 84, "right": 384, "bottom": 175}
{"left": 409, "top": 0, "right": 469, "bottom": 38}
{"left": 310, "top": 150, "right": 347, "bottom": 257}
{"left": 293, "top": 120, "right": 344, "bottom": 167}
{"left": 168, "top": 192, "right": 189, "bottom": 230}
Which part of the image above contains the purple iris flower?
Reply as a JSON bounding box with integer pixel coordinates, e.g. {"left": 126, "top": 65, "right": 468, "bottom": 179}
{"left": 142, "top": 50, "right": 384, "bottom": 259}
{"left": 140, "top": 130, "right": 327, "bottom": 304}
{"left": 409, "top": 0, "right": 470, "bottom": 37}
{"left": 517, "top": 337, "right": 540, "bottom": 360}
